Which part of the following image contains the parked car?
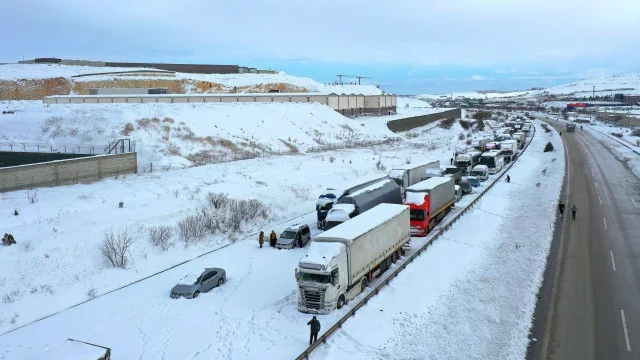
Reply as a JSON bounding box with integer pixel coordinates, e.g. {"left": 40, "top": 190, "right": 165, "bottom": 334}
{"left": 170, "top": 268, "right": 226, "bottom": 299}
{"left": 276, "top": 224, "right": 311, "bottom": 249}
{"left": 463, "top": 176, "right": 480, "bottom": 188}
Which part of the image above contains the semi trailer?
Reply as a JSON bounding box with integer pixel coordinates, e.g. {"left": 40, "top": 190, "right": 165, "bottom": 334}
{"left": 403, "top": 177, "right": 456, "bottom": 236}
{"left": 296, "top": 204, "right": 411, "bottom": 314}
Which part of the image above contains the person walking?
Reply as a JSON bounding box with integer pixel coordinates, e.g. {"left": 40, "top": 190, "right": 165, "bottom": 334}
{"left": 307, "top": 316, "right": 321, "bottom": 345}
{"left": 571, "top": 204, "right": 577, "bottom": 220}
{"left": 558, "top": 202, "right": 565, "bottom": 217}
{"left": 270, "top": 230, "right": 277, "bottom": 248}
{"left": 505, "top": 175, "right": 511, "bottom": 183}
{"left": 258, "top": 231, "right": 264, "bottom": 248}
{"left": 450, "top": 157, "right": 454, "bottom": 165}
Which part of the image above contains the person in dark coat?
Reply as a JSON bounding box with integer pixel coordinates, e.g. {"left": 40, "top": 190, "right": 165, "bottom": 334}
{"left": 2, "top": 233, "right": 15, "bottom": 246}
{"left": 270, "top": 230, "right": 277, "bottom": 248}
{"left": 258, "top": 231, "right": 264, "bottom": 248}
{"left": 307, "top": 316, "right": 321, "bottom": 345}
{"left": 571, "top": 204, "right": 577, "bottom": 220}
{"left": 297, "top": 233, "right": 303, "bottom": 248}
{"left": 450, "top": 157, "right": 454, "bottom": 165}
{"left": 505, "top": 175, "right": 511, "bottom": 183}
{"left": 558, "top": 202, "right": 565, "bottom": 217}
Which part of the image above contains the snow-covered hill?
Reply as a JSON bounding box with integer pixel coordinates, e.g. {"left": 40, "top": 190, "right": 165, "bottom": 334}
{"left": 0, "top": 101, "right": 397, "bottom": 167}
{"left": 418, "top": 73, "right": 640, "bottom": 100}
{"left": 0, "top": 63, "right": 383, "bottom": 97}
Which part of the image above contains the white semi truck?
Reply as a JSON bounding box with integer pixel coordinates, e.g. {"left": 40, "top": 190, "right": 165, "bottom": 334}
{"left": 388, "top": 163, "right": 430, "bottom": 194}
{"left": 296, "top": 203, "right": 410, "bottom": 314}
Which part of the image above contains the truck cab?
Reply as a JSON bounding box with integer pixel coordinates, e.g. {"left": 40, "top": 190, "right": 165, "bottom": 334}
{"left": 324, "top": 204, "right": 355, "bottom": 230}
{"left": 296, "top": 241, "right": 347, "bottom": 313}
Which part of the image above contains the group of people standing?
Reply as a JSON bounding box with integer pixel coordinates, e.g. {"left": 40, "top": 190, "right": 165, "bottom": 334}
{"left": 558, "top": 202, "right": 578, "bottom": 220}
{"left": 258, "top": 230, "right": 278, "bottom": 248}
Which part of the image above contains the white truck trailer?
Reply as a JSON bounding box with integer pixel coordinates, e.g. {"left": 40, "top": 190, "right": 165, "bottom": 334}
{"left": 296, "top": 203, "right": 410, "bottom": 314}
{"left": 388, "top": 163, "right": 430, "bottom": 193}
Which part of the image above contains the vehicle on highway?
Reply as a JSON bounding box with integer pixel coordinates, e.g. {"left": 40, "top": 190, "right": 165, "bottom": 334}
{"left": 324, "top": 179, "right": 402, "bottom": 229}
{"left": 470, "top": 165, "right": 489, "bottom": 181}
{"left": 462, "top": 176, "right": 479, "bottom": 188}
{"left": 276, "top": 224, "right": 311, "bottom": 249}
{"left": 512, "top": 132, "right": 526, "bottom": 149}
{"left": 296, "top": 204, "right": 410, "bottom": 313}
{"left": 455, "top": 150, "right": 482, "bottom": 175}
{"left": 480, "top": 152, "right": 505, "bottom": 174}
{"left": 388, "top": 162, "right": 431, "bottom": 196}
{"left": 315, "top": 176, "right": 387, "bottom": 229}
{"left": 499, "top": 140, "right": 519, "bottom": 163}
{"left": 495, "top": 134, "right": 513, "bottom": 142}
{"left": 471, "top": 137, "right": 491, "bottom": 152}
{"left": 170, "top": 268, "right": 226, "bottom": 299}
{"left": 454, "top": 185, "right": 462, "bottom": 202}
{"left": 458, "top": 179, "right": 473, "bottom": 195}
{"left": 404, "top": 177, "right": 456, "bottom": 236}
{"left": 566, "top": 123, "right": 576, "bottom": 133}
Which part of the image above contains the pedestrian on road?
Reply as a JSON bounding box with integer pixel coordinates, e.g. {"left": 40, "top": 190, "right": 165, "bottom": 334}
{"left": 307, "top": 316, "right": 321, "bottom": 345}
{"left": 258, "top": 231, "right": 264, "bottom": 248}
{"left": 558, "top": 202, "right": 565, "bottom": 217}
{"left": 505, "top": 175, "right": 511, "bottom": 183}
{"left": 270, "top": 230, "right": 277, "bottom": 248}
{"left": 450, "top": 157, "right": 454, "bottom": 165}
{"left": 560, "top": 132, "right": 562, "bottom": 136}
{"left": 571, "top": 204, "right": 577, "bottom": 220}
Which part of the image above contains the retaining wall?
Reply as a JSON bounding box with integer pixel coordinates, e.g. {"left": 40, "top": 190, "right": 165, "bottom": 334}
{"left": 105, "top": 62, "right": 239, "bottom": 74}
{"left": 0, "top": 153, "right": 137, "bottom": 192}
{"left": 0, "top": 152, "right": 93, "bottom": 168}
{"left": 386, "top": 108, "right": 462, "bottom": 132}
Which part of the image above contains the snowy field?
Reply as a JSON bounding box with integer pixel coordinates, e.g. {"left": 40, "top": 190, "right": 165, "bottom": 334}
{"left": 0, "top": 100, "right": 398, "bottom": 167}
{"left": 309, "top": 121, "right": 563, "bottom": 360}
{"left": 0, "top": 120, "right": 545, "bottom": 360}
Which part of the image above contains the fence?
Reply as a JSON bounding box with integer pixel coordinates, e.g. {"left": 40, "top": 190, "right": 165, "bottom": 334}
{"left": 295, "top": 121, "right": 537, "bottom": 360}
{"left": 0, "top": 141, "right": 97, "bottom": 154}
{"left": 0, "top": 152, "right": 137, "bottom": 192}
{"left": 386, "top": 108, "right": 462, "bottom": 132}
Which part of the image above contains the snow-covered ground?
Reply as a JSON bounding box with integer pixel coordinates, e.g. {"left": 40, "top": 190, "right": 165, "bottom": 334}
{"left": 0, "top": 101, "right": 398, "bottom": 167}
{"left": 0, "top": 63, "right": 383, "bottom": 95}
{"left": 310, "top": 121, "right": 563, "bottom": 360}
{"left": 0, "top": 120, "right": 543, "bottom": 360}
{"left": 419, "top": 73, "right": 640, "bottom": 100}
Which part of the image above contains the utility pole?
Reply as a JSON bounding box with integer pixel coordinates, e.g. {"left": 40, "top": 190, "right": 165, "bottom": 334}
{"left": 593, "top": 85, "right": 595, "bottom": 99}
{"left": 337, "top": 75, "right": 343, "bottom": 85}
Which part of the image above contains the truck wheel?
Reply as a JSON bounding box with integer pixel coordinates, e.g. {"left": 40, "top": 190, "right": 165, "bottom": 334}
{"left": 392, "top": 251, "right": 398, "bottom": 263}
{"left": 192, "top": 291, "right": 199, "bottom": 298}
{"left": 361, "top": 278, "right": 368, "bottom": 292}
{"left": 337, "top": 295, "right": 346, "bottom": 309}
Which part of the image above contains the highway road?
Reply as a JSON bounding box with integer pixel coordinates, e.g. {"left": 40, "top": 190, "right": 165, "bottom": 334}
{"left": 537, "top": 121, "right": 640, "bottom": 360}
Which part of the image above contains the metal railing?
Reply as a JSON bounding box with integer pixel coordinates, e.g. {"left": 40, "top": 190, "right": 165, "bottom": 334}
{"left": 295, "top": 122, "right": 537, "bottom": 360}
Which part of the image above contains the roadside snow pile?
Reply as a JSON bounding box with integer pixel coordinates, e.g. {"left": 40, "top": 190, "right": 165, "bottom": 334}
{"left": 312, "top": 121, "right": 564, "bottom": 360}
{"left": 397, "top": 96, "right": 432, "bottom": 109}
{"left": 0, "top": 101, "right": 396, "bottom": 166}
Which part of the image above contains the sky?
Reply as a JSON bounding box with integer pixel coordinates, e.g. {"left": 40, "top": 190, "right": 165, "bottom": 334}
{"left": 1, "top": 0, "right": 640, "bottom": 94}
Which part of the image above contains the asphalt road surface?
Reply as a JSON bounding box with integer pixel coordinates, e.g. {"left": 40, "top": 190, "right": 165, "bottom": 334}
{"left": 542, "top": 122, "right": 640, "bottom": 360}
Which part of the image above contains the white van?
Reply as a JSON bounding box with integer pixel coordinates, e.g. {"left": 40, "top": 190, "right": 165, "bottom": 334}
{"left": 470, "top": 165, "right": 489, "bottom": 181}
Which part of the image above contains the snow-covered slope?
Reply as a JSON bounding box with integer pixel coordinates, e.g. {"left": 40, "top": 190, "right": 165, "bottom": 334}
{"left": 0, "top": 63, "right": 383, "bottom": 96}
{"left": 0, "top": 101, "right": 396, "bottom": 167}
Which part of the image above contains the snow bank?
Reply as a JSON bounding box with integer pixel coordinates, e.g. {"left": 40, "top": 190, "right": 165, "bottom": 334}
{"left": 312, "top": 121, "right": 564, "bottom": 359}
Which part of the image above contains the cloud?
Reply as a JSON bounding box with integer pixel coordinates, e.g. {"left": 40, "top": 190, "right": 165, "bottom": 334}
{"left": 471, "top": 75, "right": 486, "bottom": 81}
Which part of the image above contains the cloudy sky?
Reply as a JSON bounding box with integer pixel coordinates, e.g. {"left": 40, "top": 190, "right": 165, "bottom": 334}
{"left": 2, "top": 0, "right": 639, "bottom": 94}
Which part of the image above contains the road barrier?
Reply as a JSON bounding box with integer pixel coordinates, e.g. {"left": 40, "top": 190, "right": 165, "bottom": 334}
{"left": 295, "top": 122, "right": 537, "bottom": 360}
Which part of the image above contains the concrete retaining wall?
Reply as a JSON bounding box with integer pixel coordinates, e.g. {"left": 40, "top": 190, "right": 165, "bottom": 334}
{"left": 105, "top": 62, "right": 239, "bottom": 74}
{"left": 0, "top": 153, "right": 137, "bottom": 192}
{"left": 0, "top": 152, "right": 93, "bottom": 168}
{"left": 386, "top": 108, "right": 462, "bottom": 132}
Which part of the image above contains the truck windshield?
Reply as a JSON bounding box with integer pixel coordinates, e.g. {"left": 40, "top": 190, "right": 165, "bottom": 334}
{"left": 391, "top": 177, "right": 403, "bottom": 187}
{"left": 317, "top": 203, "right": 333, "bottom": 212}
{"left": 456, "top": 161, "right": 470, "bottom": 167}
{"left": 482, "top": 157, "right": 496, "bottom": 168}
{"left": 471, "top": 170, "right": 484, "bottom": 177}
{"left": 298, "top": 272, "right": 331, "bottom": 283}
{"left": 410, "top": 209, "right": 426, "bottom": 221}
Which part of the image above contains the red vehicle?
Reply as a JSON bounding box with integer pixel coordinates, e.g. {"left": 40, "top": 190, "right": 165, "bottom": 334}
{"left": 404, "top": 177, "right": 456, "bottom": 236}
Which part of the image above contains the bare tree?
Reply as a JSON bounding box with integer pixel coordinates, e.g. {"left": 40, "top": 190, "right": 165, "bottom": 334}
{"left": 99, "top": 230, "right": 136, "bottom": 268}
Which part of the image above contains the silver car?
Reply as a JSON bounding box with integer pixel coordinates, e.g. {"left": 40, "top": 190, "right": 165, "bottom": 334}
{"left": 170, "top": 267, "right": 226, "bottom": 299}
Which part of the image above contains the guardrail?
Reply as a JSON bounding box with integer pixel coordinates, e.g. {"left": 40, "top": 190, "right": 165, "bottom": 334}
{"left": 295, "top": 122, "right": 538, "bottom": 360}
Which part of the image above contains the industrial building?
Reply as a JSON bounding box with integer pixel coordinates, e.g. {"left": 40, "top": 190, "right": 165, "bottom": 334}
{"left": 42, "top": 93, "right": 397, "bottom": 117}
{"left": 88, "top": 88, "right": 171, "bottom": 95}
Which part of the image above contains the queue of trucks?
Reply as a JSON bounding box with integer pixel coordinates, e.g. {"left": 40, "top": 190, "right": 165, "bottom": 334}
{"left": 301, "top": 122, "right": 532, "bottom": 314}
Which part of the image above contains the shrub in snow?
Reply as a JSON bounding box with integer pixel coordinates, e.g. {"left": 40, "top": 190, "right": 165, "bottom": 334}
{"left": 458, "top": 119, "right": 471, "bottom": 130}
{"left": 329, "top": 156, "right": 335, "bottom": 163}
{"left": 87, "top": 288, "right": 98, "bottom": 299}
{"left": 177, "top": 213, "right": 209, "bottom": 245}
{"left": 207, "top": 192, "right": 231, "bottom": 209}
{"left": 458, "top": 132, "right": 465, "bottom": 140}
{"left": 121, "top": 123, "right": 135, "bottom": 136}
{"left": 438, "top": 118, "right": 456, "bottom": 129}
{"left": 544, "top": 142, "right": 554, "bottom": 152}
{"left": 148, "top": 225, "right": 174, "bottom": 251}
{"left": 3, "top": 290, "right": 21, "bottom": 304}
{"left": 376, "top": 159, "right": 386, "bottom": 171}
{"left": 26, "top": 190, "right": 38, "bottom": 204}
{"left": 472, "top": 111, "right": 492, "bottom": 121}
{"left": 610, "top": 132, "right": 624, "bottom": 138}
{"left": 99, "top": 230, "right": 136, "bottom": 269}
